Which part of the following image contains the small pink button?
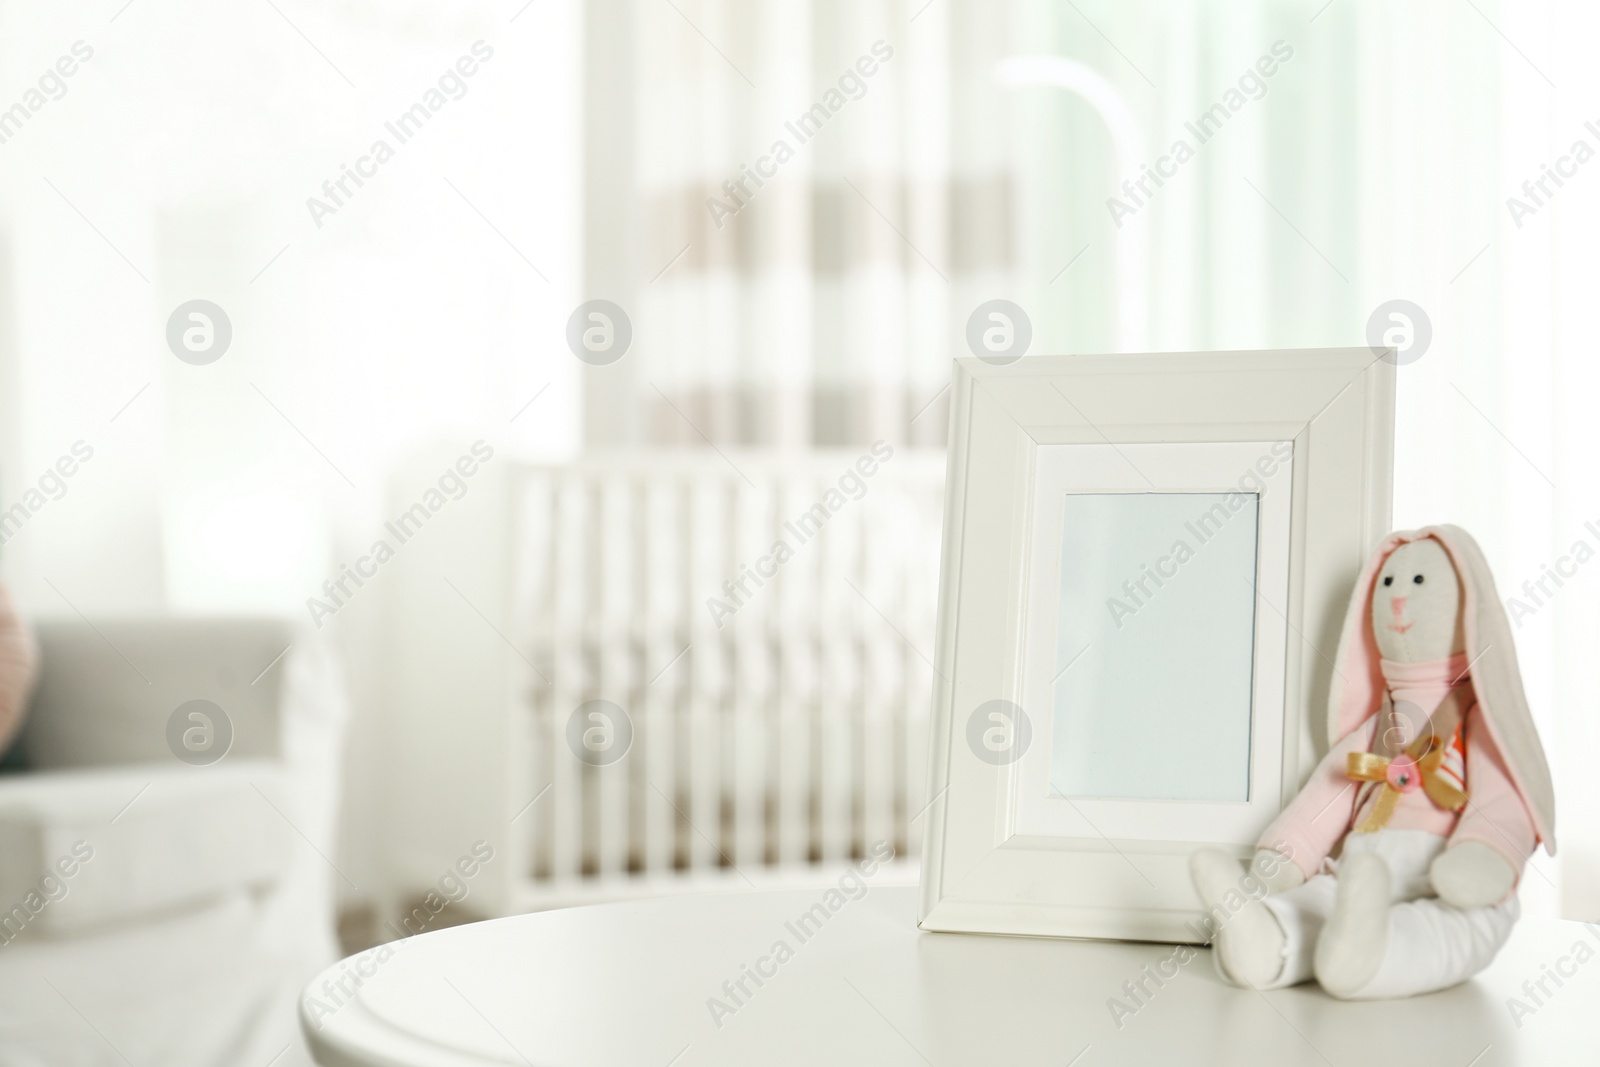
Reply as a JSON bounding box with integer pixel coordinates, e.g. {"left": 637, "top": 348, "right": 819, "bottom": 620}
{"left": 1385, "top": 754, "right": 1421, "bottom": 792}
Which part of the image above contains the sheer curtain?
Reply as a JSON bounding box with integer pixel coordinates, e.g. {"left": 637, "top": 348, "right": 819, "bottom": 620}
{"left": 589, "top": 0, "right": 978, "bottom": 448}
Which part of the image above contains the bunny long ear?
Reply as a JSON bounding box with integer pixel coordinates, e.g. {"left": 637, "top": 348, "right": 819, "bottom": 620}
{"left": 1427, "top": 525, "right": 1557, "bottom": 853}
{"left": 1322, "top": 526, "right": 1557, "bottom": 854}
{"left": 1325, "top": 531, "right": 1408, "bottom": 747}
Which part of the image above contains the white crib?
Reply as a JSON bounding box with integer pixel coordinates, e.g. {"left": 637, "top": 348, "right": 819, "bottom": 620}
{"left": 381, "top": 448, "right": 945, "bottom": 916}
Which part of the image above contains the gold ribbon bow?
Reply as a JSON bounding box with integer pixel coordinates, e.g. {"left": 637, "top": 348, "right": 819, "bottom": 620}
{"left": 1346, "top": 731, "right": 1469, "bottom": 834}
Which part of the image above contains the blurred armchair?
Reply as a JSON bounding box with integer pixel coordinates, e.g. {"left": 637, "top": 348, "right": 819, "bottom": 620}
{"left": 0, "top": 618, "right": 347, "bottom": 1067}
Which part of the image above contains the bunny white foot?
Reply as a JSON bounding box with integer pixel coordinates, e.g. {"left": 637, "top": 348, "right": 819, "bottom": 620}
{"left": 1315, "top": 851, "right": 1391, "bottom": 998}
{"left": 1431, "top": 841, "right": 1516, "bottom": 909}
{"left": 1190, "top": 848, "right": 1284, "bottom": 987}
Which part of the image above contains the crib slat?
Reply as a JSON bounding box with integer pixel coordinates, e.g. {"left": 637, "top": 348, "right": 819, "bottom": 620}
{"left": 686, "top": 479, "right": 725, "bottom": 871}
{"left": 818, "top": 476, "right": 859, "bottom": 862}
{"left": 777, "top": 478, "right": 822, "bottom": 862}
{"left": 641, "top": 479, "right": 679, "bottom": 875}
{"left": 775, "top": 484, "right": 813, "bottom": 863}
{"left": 859, "top": 492, "right": 898, "bottom": 857}
{"left": 596, "top": 479, "right": 632, "bottom": 879}
{"left": 549, "top": 477, "right": 586, "bottom": 882}
{"left": 730, "top": 482, "right": 770, "bottom": 868}
{"left": 516, "top": 474, "right": 555, "bottom": 881}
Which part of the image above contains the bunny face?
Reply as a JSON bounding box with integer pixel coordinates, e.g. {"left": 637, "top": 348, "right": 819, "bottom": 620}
{"left": 1370, "top": 538, "right": 1465, "bottom": 662}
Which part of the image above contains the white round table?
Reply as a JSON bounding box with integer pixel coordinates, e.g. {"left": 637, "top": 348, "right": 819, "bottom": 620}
{"left": 302, "top": 886, "right": 1598, "bottom": 1065}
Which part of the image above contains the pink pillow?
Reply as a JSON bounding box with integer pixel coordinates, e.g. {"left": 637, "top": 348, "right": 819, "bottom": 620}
{"left": 0, "top": 582, "right": 39, "bottom": 754}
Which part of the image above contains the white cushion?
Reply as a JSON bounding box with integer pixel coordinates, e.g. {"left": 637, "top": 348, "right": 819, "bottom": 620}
{"left": 23, "top": 618, "right": 289, "bottom": 769}
{"left": 0, "top": 760, "right": 292, "bottom": 938}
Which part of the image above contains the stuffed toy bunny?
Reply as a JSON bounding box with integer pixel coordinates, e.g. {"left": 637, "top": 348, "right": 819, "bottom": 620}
{"left": 1191, "top": 525, "right": 1555, "bottom": 999}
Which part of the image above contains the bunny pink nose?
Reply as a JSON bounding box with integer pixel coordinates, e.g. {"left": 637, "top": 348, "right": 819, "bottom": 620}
{"left": 1390, "top": 596, "right": 1408, "bottom": 619}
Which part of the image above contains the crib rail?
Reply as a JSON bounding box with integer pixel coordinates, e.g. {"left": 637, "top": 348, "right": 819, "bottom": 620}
{"left": 507, "top": 449, "right": 943, "bottom": 903}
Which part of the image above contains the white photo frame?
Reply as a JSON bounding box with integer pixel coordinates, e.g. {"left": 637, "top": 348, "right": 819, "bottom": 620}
{"left": 918, "top": 349, "right": 1395, "bottom": 942}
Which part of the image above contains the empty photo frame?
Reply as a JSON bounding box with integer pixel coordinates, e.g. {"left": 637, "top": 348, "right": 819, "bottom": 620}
{"left": 918, "top": 349, "right": 1395, "bottom": 941}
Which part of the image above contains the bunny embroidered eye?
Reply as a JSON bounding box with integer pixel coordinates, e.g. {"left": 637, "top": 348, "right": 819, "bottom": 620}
{"left": 1382, "top": 576, "right": 1393, "bottom": 586}
{"left": 1413, "top": 575, "right": 1424, "bottom": 584}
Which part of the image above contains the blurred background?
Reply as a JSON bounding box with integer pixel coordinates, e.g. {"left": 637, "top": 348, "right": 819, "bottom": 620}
{"left": 1, "top": 0, "right": 1597, "bottom": 1063}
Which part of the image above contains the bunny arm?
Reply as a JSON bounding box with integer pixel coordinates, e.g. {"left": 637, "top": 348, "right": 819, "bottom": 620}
{"left": 1256, "top": 719, "right": 1376, "bottom": 881}
{"left": 1440, "top": 706, "right": 1537, "bottom": 891}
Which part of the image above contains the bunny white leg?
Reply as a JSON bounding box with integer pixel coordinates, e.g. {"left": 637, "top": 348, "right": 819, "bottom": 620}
{"left": 1256, "top": 875, "right": 1340, "bottom": 988}
{"left": 1322, "top": 891, "right": 1520, "bottom": 999}
{"left": 1190, "top": 849, "right": 1287, "bottom": 987}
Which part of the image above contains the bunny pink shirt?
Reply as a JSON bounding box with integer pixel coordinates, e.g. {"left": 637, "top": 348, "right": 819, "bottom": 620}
{"left": 1260, "top": 653, "right": 1538, "bottom": 884}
